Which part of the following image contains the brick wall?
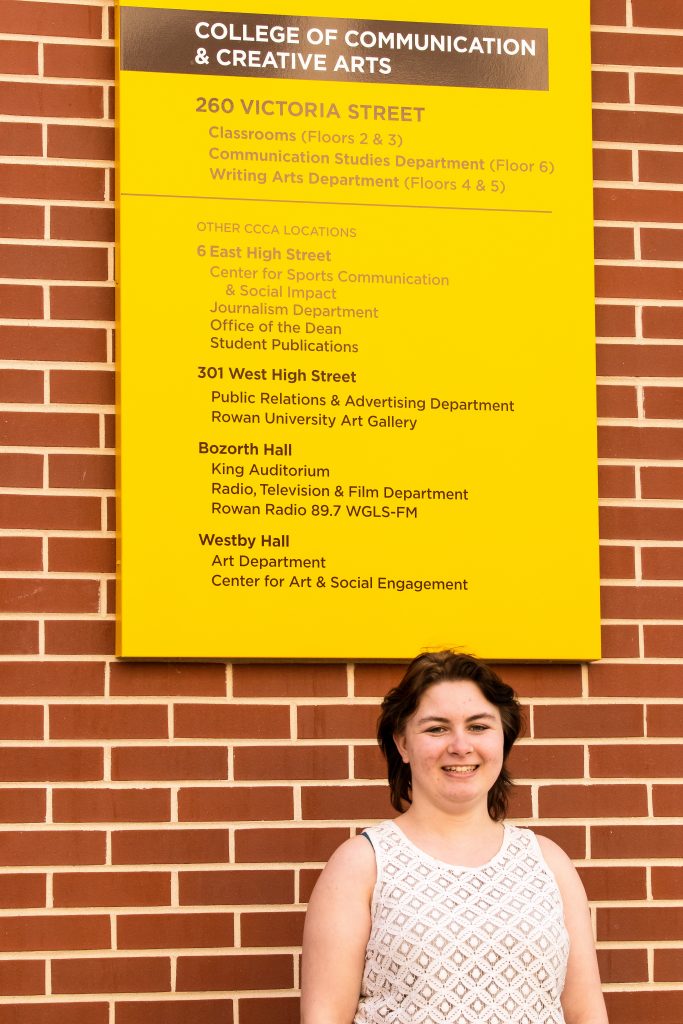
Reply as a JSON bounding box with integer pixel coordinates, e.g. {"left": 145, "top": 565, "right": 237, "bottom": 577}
{"left": 0, "top": 0, "right": 682, "bottom": 1021}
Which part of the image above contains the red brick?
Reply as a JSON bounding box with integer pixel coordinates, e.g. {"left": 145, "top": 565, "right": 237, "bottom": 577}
{"left": 599, "top": 621, "right": 639, "bottom": 657}
{"left": 50, "top": 285, "right": 115, "bottom": 321}
{"left": 642, "top": 467, "right": 683, "bottom": 500}
{"left": 635, "top": 73, "right": 683, "bottom": 107}
{"left": 0, "top": 620, "right": 39, "bottom": 654}
{"left": 599, "top": 544, "right": 635, "bottom": 578}
{"left": 531, "top": 826, "right": 586, "bottom": 859}
{"left": 590, "top": 0, "right": 626, "bottom": 24}
{"left": 239, "top": 998, "right": 299, "bottom": 1024}
{"left": 0, "top": 960, "right": 45, "bottom": 996}
{"left": 641, "top": 151, "right": 683, "bottom": 185}
{"left": 234, "top": 745, "right": 348, "bottom": 781}
{"left": 1, "top": 410, "right": 100, "bottom": 447}
{"left": 591, "top": 744, "right": 681, "bottom": 778}
{"left": 592, "top": 824, "right": 682, "bottom": 859}
{"left": 644, "top": 386, "right": 683, "bottom": 419}
{"left": 0, "top": 874, "right": 45, "bottom": 909}
{"left": 117, "top": 912, "right": 233, "bottom": 950}
{"left": 49, "top": 455, "right": 114, "bottom": 491}
{"left": 0, "top": 121, "right": 42, "bottom": 156}
{"left": 0, "top": 705, "right": 43, "bottom": 740}
{"left": 49, "top": 537, "right": 115, "bottom": 572}
{"left": 50, "top": 205, "right": 114, "bottom": 242}
{"left": 0, "top": 2, "right": 103, "bottom": 37}
{"left": 0, "top": 82, "right": 102, "bottom": 118}
{"left": 600, "top": 425, "right": 683, "bottom": 460}
{"left": 176, "top": 953, "right": 292, "bottom": 991}
{"left": 652, "top": 867, "right": 683, "bottom": 899}
{"left": 44, "top": 619, "right": 115, "bottom": 655}
{"left": 44, "top": 43, "right": 115, "bottom": 80}
{"left": 1, "top": 830, "right": 105, "bottom": 866}
{"left": 0, "top": 661, "right": 104, "bottom": 697}
{"left": 594, "top": 187, "right": 683, "bottom": 223}
{"left": 0, "top": 578, "right": 99, "bottom": 614}
{"left": 354, "top": 663, "right": 406, "bottom": 697}
{"left": 593, "top": 226, "right": 634, "bottom": 260}
{"left": 597, "top": 948, "right": 648, "bottom": 984}
{"left": 591, "top": 30, "right": 683, "bottom": 68}
{"left": 507, "top": 785, "right": 533, "bottom": 818}
{"left": 593, "top": 109, "right": 683, "bottom": 147}
{"left": 0, "top": 788, "right": 45, "bottom": 823}
{"left": 50, "top": 705, "right": 168, "bottom": 740}
{"left": 538, "top": 784, "right": 647, "bottom": 818}
{"left": 0, "top": 39, "right": 38, "bottom": 74}
{"left": 632, "top": 0, "right": 683, "bottom": 28}
{"left": 354, "top": 744, "right": 386, "bottom": 779}
{"left": 653, "top": 784, "right": 683, "bottom": 816}
{"left": 174, "top": 704, "right": 290, "bottom": 739}
{"left": 642, "top": 547, "right": 683, "bottom": 581}
{"left": 48, "top": 124, "right": 114, "bottom": 161}
{"left": 589, "top": 664, "right": 683, "bottom": 698}
{"left": 0, "top": 283, "right": 42, "bottom": 317}
{"left": 596, "top": 266, "right": 683, "bottom": 301}
{"left": 507, "top": 745, "right": 584, "bottom": 779}
{"left": 235, "top": 826, "right": 347, "bottom": 863}
{"left": 592, "top": 148, "right": 632, "bottom": 183}
{"left": 301, "top": 784, "right": 394, "bottom": 820}
{"left": 654, "top": 949, "right": 683, "bottom": 983}
{"left": 645, "top": 625, "right": 683, "bottom": 657}
{"left": 598, "top": 906, "right": 683, "bottom": 941}
{"left": 641, "top": 228, "right": 683, "bottom": 262}
{"left": 0, "top": 368, "right": 43, "bottom": 402}
{"left": 116, "top": 1001, "right": 232, "bottom": 1024}
{"left": 241, "top": 910, "right": 304, "bottom": 947}
{"left": 482, "top": 664, "right": 581, "bottom": 700}
{"left": 598, "top": 344, "right": 683, "bottom": 376}
{"left": 233, "top": 662, "right": 346, "bottom": 697}
{"left": 54, "top": 871, "right": 171, "bottom": 908}
{"left": 0, "top": 452, "right": 43, "bottom": 487}
{"left": 602, "top": 585, "right": 683, "bottom": 619}
{"left": 0, "top": 1009, "right": 107, "bottom": 1024}
{"left": 591, "top": 70, "right": 629, "bottom": 103}
{"left": 53, "top": 788, "right": 170, "bottom": 823}
{"left": 0, "top": 243, "right": 107, "bottom": 281}
{"left": 110, "top": 662, "right": 226, "bottom": 697}
{"left": 0, "top": 203, "right": 44, "bottom": 238}
{"left": 0, "top": 536, "right": 43, "bottom": 570}
{"left": 52, "top": 956, "right": 170, "bottom": 994}
{"left": 112, "top": 747, "right": 227, "bottom": 782}
{"left": 178, "top": 786, "right": 293, "bottom": 822}
{"left": 299, "top": 868, "right": 322, "bottom": 901}
{"left": 596, "top": 383, "right": 637, "bottom": 417}
{"left": 298, "top": 704, "right": 379, "bottom": 739}
{"left": 595, "top": 308, "right": 635, "bottom": 341}
{"left": 648, "top": 705, "right": 683, "bottom": 737}
{"left": 0, "top": 915, "right": 109, "bottom": 952}
{"left": 112, "top": 829, "right": 230, "bottom": 865}
{"left": 0, "top": 747, "right": 102, "bottom": 782}
{"left": 577, "top": 865, "right": 646, "bottom": 901}
{"left": 600, "top": 506, "right": 683, "bottom": 541}
{"left": 0, "top": 325, "right": 107, "bottom": 362}
{"left": 644, "top": 307, "right": 683, "bottom": 339}
{"left": 179, "top": 869, "right": 294, "bottom": 906}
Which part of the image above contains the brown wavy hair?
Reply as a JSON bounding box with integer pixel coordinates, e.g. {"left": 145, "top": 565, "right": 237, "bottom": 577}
{"left": 377, "top": 651, "right": 523, "bottom": 821}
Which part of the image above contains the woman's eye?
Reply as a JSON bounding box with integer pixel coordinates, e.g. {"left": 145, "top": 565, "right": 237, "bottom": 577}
{"left": 469, "top": 724, "right": 488, "bottom": 732}
{"left": 426, "top": 727, "right": 446, "bottom": 734}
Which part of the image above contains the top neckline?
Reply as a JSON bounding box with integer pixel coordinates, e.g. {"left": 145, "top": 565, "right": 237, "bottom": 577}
{"left": 387, "top": 819, "right": 512, "bottom": 872}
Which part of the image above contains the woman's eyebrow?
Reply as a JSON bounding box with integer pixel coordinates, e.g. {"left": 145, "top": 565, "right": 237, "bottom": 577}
{"left": 415, "top": 712, "right": 498, "bottom": 725}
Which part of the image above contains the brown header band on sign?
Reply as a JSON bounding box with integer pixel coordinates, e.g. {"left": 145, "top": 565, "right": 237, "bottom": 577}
{"left": 120, "top": 7, "right": 548, "bottom": 90}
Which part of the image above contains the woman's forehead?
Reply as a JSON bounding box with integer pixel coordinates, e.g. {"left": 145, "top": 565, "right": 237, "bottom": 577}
{"left": 413, "top": 679, "right": 501, "bottom": 718}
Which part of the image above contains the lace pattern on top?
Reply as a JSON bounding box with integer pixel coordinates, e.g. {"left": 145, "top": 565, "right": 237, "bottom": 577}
{"left": 354, "top": 821, "right": 569, "bottom": 1024}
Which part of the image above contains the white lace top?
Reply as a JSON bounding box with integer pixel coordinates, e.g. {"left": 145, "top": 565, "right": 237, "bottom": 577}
{"left": 354, "top": 821, "right": 569, "bottom": 1024}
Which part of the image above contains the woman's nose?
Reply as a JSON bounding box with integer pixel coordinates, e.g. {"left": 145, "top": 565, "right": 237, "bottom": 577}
{"left": 447, "top": 730, "right": 474, "bottom": 755}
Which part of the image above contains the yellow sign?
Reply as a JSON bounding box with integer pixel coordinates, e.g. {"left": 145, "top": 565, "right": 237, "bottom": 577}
{"left": 116, "top": 0, "right": 600, "bottom": 659}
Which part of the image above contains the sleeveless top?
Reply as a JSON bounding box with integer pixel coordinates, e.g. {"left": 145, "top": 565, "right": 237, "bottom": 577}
{"left": 354, "top": 821, "right": 570, "bottom": 1024}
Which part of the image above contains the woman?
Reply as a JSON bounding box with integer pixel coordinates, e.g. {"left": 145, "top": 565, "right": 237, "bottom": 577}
{"left": 301, "top": 651, "right": 608, "bottom": 1024}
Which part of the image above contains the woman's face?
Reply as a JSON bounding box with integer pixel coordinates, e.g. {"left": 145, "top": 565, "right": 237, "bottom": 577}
{"left": 394, "top": 680, "right": 505, "bottom": 812}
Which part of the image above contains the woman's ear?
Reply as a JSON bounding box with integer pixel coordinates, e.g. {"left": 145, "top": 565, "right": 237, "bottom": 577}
{"left": 394, "top": 731, "right": 409, "bottom": 764}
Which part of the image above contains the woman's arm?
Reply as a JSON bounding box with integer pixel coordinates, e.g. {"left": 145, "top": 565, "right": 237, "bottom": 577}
{"left": 301, "top": 834, "right": 377, "bottom": 1024}
{"left": 537, "top": 835, "right": 609, "bottom": 1024}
